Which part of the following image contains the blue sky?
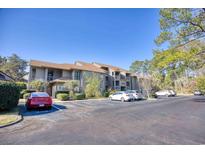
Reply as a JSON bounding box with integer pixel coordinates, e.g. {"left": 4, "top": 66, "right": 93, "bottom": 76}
{"left": 0, "top": 8, "right": 160, "bottom": 69}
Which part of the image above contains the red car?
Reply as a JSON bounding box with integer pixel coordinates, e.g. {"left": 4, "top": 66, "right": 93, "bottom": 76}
{"left": 26, "top": 92, "right": 52, "bottom": 110}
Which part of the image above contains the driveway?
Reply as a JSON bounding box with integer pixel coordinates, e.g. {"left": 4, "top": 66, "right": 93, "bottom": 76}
{"left": 1, "top": 96, "right": 205, "bottom": 144}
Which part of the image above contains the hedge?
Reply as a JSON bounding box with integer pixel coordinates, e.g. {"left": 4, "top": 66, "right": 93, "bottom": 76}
{"left": 23, "top": 93, "right": 31, "bottom": 99}
{"left": 20, "top": 89, "right": 36, "bottom": 98}
{"left": 55, "top": 90, "right": 69, "bottom": 98}
{"left": 0, "top": 81, "right": 20, "bottom": 110}
{"left": 16, "top": 82, "right": 27, "bottom": 91}
{"left": 73, "top": 93, "right": 85, "bottom": 100}
{"left": 56, "top": 93, "right": 69, "bottom": 101}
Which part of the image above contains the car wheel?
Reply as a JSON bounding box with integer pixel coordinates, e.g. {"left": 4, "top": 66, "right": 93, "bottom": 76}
{"left": 121, "top": 97, "right": 125, "bottom": 102}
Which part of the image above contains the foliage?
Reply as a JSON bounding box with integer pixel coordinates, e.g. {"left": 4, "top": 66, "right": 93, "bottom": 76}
{"left": 103, "top": 91, "right": 110, "bottom": 97}
{"left": 84, "top": 74, "right": 102, "bottom": 98}
{"left": 108, "top": 89, "right": 116, "bottom": 95}
{"left": 0, "top": 81, "right": 20, "bottom": 110}
{"left": 23, "top": 93, "right": 30, "bottom": 99}
{"left": 56, "top": 93, "right": 69, "bottom": 101}
{"left": 129, "top": 60, "right": 151, "bottom": 74}
{"left": 155, "top": 8, "right": 205, "bottom": 47}
{"left": 64, "top": 80, "right": 79, "bottom": 92}
{"left": 196, "top": 76, "right": 205, "bottom": 92}
{"left": 29, "top": 80, "right": 47, "bottom": 92}
{"left": 16, "top": 82, "right": 27, "bottom": 91}
{"left": 55, "top": 91, "right": 69, "bottom": 98}
{"left": 0, "top": 54, "right": 28, "bottom": 81}
{"left": 20, "top": 89, "right": 36, "bottom": 99}
{"left": 73, "top": 93, "right": 85, "bottom": 100}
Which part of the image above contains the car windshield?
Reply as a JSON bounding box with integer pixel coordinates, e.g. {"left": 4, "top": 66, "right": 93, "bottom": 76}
{"left": 31, "top": 92, "right": 49, "bottom": 97}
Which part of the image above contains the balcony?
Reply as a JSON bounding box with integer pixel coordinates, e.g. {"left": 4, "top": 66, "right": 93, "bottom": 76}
{"left": 126, "top": 76, "right": 131, "bottom": 81}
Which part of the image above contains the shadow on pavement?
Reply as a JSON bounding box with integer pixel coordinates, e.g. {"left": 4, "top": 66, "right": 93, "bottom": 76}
{"left": 19, "top": 103, "right": 67, "bottom": 117}
{"left": 192, "top": 96, "right": 205, "bottom": 103}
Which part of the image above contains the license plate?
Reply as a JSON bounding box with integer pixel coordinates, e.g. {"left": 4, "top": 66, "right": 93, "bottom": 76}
{"left": 39, "top": 104, "right": 45, "bottom": 107}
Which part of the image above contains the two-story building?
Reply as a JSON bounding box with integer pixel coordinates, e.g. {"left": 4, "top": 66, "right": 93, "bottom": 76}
{"left": 29, "top": 60, "right": 140, "bottom": 97}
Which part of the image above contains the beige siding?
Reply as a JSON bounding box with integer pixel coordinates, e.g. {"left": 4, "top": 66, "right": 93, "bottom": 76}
{"left": 35, "top": 68, "right": 46, "bottom": 81}
{"left": 62, "top": 70, "right": 72, "bottom": 79}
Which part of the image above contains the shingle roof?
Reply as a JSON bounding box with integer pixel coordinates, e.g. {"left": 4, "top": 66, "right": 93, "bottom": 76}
{"left": 30, "top": 60, "right": 107, "bottom": 74}
{"left": 93, "top": 62, "right": 131, "bottom": 73}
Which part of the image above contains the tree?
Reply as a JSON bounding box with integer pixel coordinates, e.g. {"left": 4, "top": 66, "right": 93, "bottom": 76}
{"left": 196, "top": 76, "right": 205, "bottom": 92}
{"left": 129, "top": 60, "right": 150, "bottom": 74}
{"left": 155, "top": 8, "right": 205, "bottom": 48}
{"left": 84, "top": 74, "right": 102, "bottom": 98}
{"left": 0, "top": 54, "right": 28, "bottom": 81}
{"left": 29, "top": 80, "right": 47, "bottom": 92}
{"left": 64, "top": 80, "right": 79, "bottom": 97}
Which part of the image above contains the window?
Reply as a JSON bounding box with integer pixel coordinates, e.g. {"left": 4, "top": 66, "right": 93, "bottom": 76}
{"left": 115, "top": 72, "right": 120, "bottom": 76}
{"left": 47, "top": 70, "right": 54, "bottom": 81}
{"left": 74, "top": 71, "right": 81, "bottom": 80}
{"left": 116, "top": 81, "right": 119, "bottom": 86}
{"left": 126, "top": 82, "right": 130, "bottom": 87}
{"left": 105, "top": 76, "right": 109, "bottom": 81}
{"left": 32, "top": 68, "right": 36, "bottom": 80}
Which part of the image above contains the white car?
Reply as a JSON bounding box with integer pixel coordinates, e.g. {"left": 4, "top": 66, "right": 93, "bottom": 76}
{"left": 155, "top": 90, "right": 173, "bottom": 97}
{"left": 169, "top": 90, "right": 176, "bottom": 96}
{"left": 126, "top": 90, "right": 143, "bottom": 100}
{"left": 109, "top": 91, "right": 135, "bottom": 102}
{"left": 194, "top": 90, "right": 203, "bottom": 96}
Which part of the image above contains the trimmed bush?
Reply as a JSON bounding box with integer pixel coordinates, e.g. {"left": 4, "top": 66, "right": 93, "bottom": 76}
{"left": 73, "top": 93, "right": 85, "bottom": 100}
{"left": 16, "top": 82, "right": 27, "bottom": 91}
{"left": 23, "top": 93, "right": 31, "bottom": 99}
{"left": 55, "top": 90, "right": 69, "bottom": 98}
{"left": 20, "top": 89, "right": 36, "bottom": 98}
{"left": 0, "top": 81, "right": 20, "bottom": 110}
{"left": 56, "top": 93, "right": 69, "bottom": 101}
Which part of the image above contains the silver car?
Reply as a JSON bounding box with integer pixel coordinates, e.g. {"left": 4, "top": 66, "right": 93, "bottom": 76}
{"left": 126, "top": 90, "right": 143, "bottom": 100}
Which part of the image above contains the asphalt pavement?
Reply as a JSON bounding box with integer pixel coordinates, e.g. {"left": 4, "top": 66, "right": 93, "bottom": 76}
{"left": 1, "top": 95, "right": 205, "bottom": 144}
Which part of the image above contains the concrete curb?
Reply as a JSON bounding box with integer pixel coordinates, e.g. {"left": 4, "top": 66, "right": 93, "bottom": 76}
{"left": 0, "top": 109, "right": 24, "bottom": 129}
{"left": 54, "top": 98, "right": 109, "bottom": 103}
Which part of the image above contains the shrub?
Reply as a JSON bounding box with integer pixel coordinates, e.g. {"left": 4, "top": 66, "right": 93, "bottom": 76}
{"left": 0, "top": 81, "right": 20, "bottom": 110}
{"left": 23, "top": 93, "right": 31, "bottom": 99}
{"left": 73, "top": 93, "right": 85, "bottom": 100}
{"left": 108, "top": 89, "right": 116, "bottom": 95}
{"left": 56, "top": 93, "right": 69, "bottom": 101}
{"left": 16, "top": 82, "right": 27, "bottom": 91}
{"left": 103, "top": 91, "right": 110, "bottom": 97}
{"left": 196, "top": 76, "right": 205, "bottom": 92}
{"left": 55, "top": 90, "right": 69, "bottom": 98}
{"left": 20, "top": 89, "right": 36, "bottom": 98}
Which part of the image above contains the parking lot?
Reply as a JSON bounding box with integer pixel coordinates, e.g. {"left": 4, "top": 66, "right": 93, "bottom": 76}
{"left": 1, "top": 95, "right": 205, "bottom": 144}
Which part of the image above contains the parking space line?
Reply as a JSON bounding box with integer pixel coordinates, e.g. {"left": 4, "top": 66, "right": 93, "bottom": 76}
{"left": 52, "top": 104, "right": 62, "bottom": 111}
